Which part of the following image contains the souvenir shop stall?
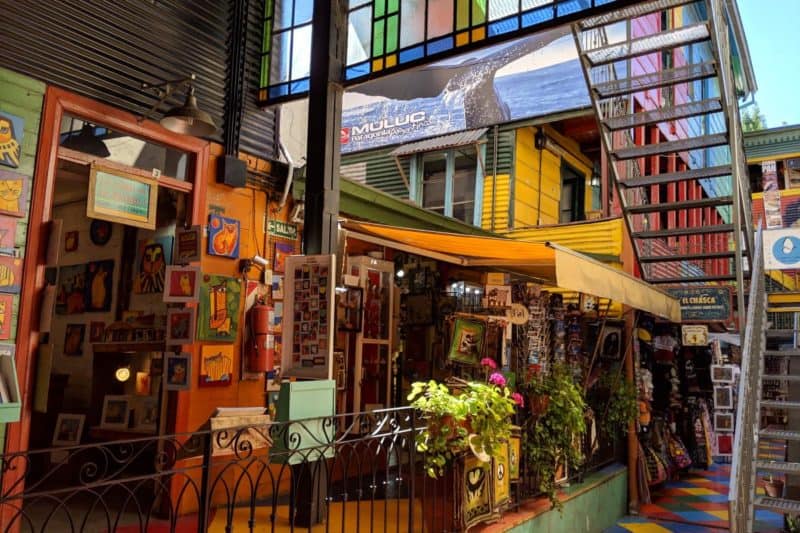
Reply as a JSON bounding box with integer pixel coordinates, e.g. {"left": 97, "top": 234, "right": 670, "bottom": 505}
{"left": 633, "top": 316, "right": 740, "bottom": 500}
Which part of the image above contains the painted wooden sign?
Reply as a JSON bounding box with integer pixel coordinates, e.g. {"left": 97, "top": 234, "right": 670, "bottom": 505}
{"left": 87, "top": 165, "right": 158, "bottom": 230}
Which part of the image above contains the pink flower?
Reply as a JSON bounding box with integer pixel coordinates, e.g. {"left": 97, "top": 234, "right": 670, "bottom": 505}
{"left": 488, "top": 372, "right": 506, "bottom": 387}
{"left": 481, "top": 358, "right": 497, "bottom": 369}
{"left": 511, "top": 392, "right": 525, "bottom": 407}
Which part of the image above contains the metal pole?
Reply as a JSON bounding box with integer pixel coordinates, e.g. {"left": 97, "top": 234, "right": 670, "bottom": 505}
{"left": 302, "top": 0, "right": 347, "bottom": 256}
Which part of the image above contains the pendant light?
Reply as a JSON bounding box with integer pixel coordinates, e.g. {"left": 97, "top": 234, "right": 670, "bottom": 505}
{"left": 141, "top": 74, "right": 217, "bottom": 138}
{"left": 61, "top": 123, "right": 110, "bottom": 158}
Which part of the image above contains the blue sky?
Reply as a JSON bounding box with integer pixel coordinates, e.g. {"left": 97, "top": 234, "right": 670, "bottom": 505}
{"left": 739, "top": 0, "right": 800, "bottom": 127}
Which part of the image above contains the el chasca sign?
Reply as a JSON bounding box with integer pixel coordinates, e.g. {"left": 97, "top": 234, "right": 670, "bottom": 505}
{"left": 665, "top": 287, "right": 731, "bottom": 322}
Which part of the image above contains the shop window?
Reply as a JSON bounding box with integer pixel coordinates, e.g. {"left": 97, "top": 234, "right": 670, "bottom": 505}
{"left": 560, "top": 163, "right": 585, "bottom": 223}
{"left": 414, "top": 146, "right": 483, "bottom": 226}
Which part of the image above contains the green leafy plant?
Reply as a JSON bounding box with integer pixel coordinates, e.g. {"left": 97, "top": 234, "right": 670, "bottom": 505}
{"left": 786, "top": 514, "right": 800, "bottom": 533}
{"left": 408, "top": 374, "right": 516, "bottom": 479}
{"left": 522, "top": 364, "right": 587, "bottom": 510}
{"left": 598, "top": 373, "right": 638, "bottom": 436}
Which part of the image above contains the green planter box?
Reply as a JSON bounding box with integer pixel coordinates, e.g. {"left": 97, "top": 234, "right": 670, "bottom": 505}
{"left": 270, "top": 380, "right": 336, "bottom": 465}
{"left": 0, "top": 344, "right": 21, "bottom": 423}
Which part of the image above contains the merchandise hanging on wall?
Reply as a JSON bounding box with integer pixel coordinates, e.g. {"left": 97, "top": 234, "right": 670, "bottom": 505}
{"left": 0, "top": 255, "right": 22, "bottom": 294}
{"left": 207, "top": 214, "right": 240, "bottom": 259}
{"left": 337, "top": 286, "right": 363, "bottom": 332}
{"left": 273, "top": 242, "right": 294, "bottom": 273}
{"left": 0, "top": 293, "right": 13, "bottom": 340}
{"left": 199, "top": 344, "right": 234, "bottom": 387}
{"left": 447, "top": 318, "right": 487, "bottom": 366}
{"left": 271, "top": 274, "right": 284, "bottom": 300}
{"left": 85, "top": 259, "right": 114, "bottom": 312}
{"left": 164, "top": 352, "right": 191, "bottom": 391}
{"left": 197, "top": 274, "right": 241, "bottom": 342}
{"left": 133, "top": 236, "right": 173, "bottom": 294}
{"left": 713, "top": 386, "right": 733, "bottom": 410}
{"left": 0, "top": 110, "right": 24, "bottom": 169}
{"left": 89, "top": 219, "right": 112, "bottom": 246}
{"left": 64, "top": 230, "right": 79, "bottom": 252}
{"left": 174, "top": 225, "right": 201, "bottom": 264}
{"left": 133, "top": 396, "right": 158, "bottom": 432}
{"left": 163, "top": 265, "right": 200, "bottom": 303}
{"left": 166, "top": 307, "right": 196, "bottom": 345}
{"left": 281, "top": 254, "right": 335, "bottom": 379}
{"left": 0, "top": 169, "right": 29, "bottom": 217}
{"left": 710, "top": 364, "right": 735, "bottom": 383}
{"left": 100, "top": 395, "right": 131, "bottom": 429}
{"left": 0, "top": 216, "right": 16, "bottom": 255}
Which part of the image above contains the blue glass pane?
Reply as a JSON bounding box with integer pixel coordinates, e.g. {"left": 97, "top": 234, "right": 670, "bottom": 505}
{"left": 521, "top": 6, "right": 554, "bottom": 27}
{"left": 294, "top": 0, "right": 313, "bottom": 24}
{"left": 272, "top": 30, "right": 292, "bottom": 82}
{"left": 269, "top": 83, "right": 290, "bottom": 99}
{"left": 291, "top": 25, "right": 312, "bottom": 80}
{"left": 345, "top": 61, "right": 371, "bottom": 80}
{"left": 290, "top": 78, "right": 310, "bottom": 94}
{"left": 347, "top": 7, "right": 371, "bottom": 66}
{"left": 426, "top": 36, "right": 453, "bottom": 55}
{"left": 557, "top": 0, "right": 590, "bottom": 17}
{"left": 488, "top": 16, "right": 519, "bottom": 36}
{"left": 274, "top": 0, "right": 294, "bottom": 30}
{"left": 595, "top": 0, "right": 616, "bottom": 5}
{"left": 399, "top": 45, "right": 425, "bottom": 63}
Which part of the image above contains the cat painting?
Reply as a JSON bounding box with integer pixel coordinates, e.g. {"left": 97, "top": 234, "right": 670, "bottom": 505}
{"left": 64, "top": 324, "right": 85, "bottom": 356}
{"left": 0, "top": 170, "right": 27, "bottom": 218}
{"left": 197, "top": 274, "right": 240, "bottom": 342}
{"left": 163, "top": 266, "right": 199, "bottom": 303}
{"left": 207, "top": 214, "right": 240, "bottom": 259}
{"left": 85, "top": 260, "right": 114, "bottom": 312}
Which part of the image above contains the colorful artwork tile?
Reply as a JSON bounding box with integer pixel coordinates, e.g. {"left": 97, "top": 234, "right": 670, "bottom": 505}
{"left": 56, "top": 264, "right": 86, "bottom": 314}
{"left": 197, "top": 274, "right": 241, "bottom": 342}
{"left": 163, "top": 266, "right": 200, "bottom": 303}
{"left": 133, "top": 236, "right": 173, "bottom": 294}
{"left": 84, "top": 259, "right": 114, "bottom": 312}
{"left": 207, "top": 214, "right": 240, "bottom": 259}
{"left": 199, "top": 344, "right": 234, "bottom": 387}
{"left": 0, "top": 217, "right": 16, "bottom": 253}
{"left": 0, "top": 293, "right": 13, "bottom": 340}
{"left": 447, "top": 318, "right": 486, "bottom": 366}
{"left": 0, "top": 110, "right": 24, "bottom": 168}
{"left": 166, "top": 307, "right": 196, "bottom": 345}
{"left": 0, "top": 169, "right": 28, "bottom": 218}
{"left": 273, "top": 242, "right": 294, "bottom": 273}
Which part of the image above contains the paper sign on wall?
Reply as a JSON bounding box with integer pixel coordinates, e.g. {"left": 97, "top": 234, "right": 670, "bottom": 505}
{"left": 764, "top": 228, "right": 800, "bottom": 270}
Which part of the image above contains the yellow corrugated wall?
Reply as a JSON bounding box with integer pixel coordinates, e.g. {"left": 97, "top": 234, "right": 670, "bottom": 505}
{"left": 514, "top": 127, "right": 561, "bottom": 227}
{"left": 504, "top": 217, "right": 625, "bottom": 258}
{"left": 481, "top": 173, "right": 510, "bottom": 231}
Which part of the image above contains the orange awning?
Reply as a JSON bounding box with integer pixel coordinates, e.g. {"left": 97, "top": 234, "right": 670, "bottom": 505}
{"left": 343, "top": 221, "right": 680, "bottom": 322}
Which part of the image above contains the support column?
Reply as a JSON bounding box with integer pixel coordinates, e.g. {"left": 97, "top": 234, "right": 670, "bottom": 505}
{"left": 303, "top": 0, "right": 347, "bottom": 256}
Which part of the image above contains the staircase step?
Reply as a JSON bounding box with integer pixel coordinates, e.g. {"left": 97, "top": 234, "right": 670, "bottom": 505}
{"left": 593, "top": 61, "right": 717, "bottom": 98}
{"left": 603, "top": 99, "right": 723, "bottom": 130}
{"left": 763, "top": 374, "right": 800, "bottom": 382}
{"left": 767, "top": 329, "right": 799, "bottom": 339}
{"left": 764, "top": 350, "right": 800, "bottom": 357}
{"left": 638, "top": 251, "right": 736, "bottom": 263}
{"left": 626, "top": 196, "right": 732, "bottom": 214}
{"left": 762, "top": 400, "right": 800, "bottom": 410}
{"left": 633, "top": 224, "right": 733, "bottom": 239}
{"left": 579, "top": 0, "right": 700, "bottom": 30}
{"left": 612, "top": 133, "right": 729, "bottom": 160}
{"left": 646, "top": 274, "right": 739, "bottom": 284}
{"left": 586, "top": 23, "right": 710, "bottom": 66}
{"left": 756, "top": 460, "right": 800, "bottom": 474}
{"left": 620, "top": 164, "right": 732, "bottom": 188}
{"left": 760, "top": 429, "right": 800, "bottom": 441}
{"left": 754, "top": 496, "right": 800, "bottom": 514}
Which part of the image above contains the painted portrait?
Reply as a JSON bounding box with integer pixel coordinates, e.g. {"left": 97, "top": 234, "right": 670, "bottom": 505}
{"left": 165, "top": 352, "right": 191, "bottom": 391}
{"left": 56, "top": 264, "right": 86, "bottom": 315}
{"left": 0, "top": 111, "right": 23, "bottom": 169}
{"left": 0, "top": 255, "right": 22, "bottom": 294}
{"left": 199, "top": 344, "right": 234, "bottom": 387}
{"left": 133, "top": 236, "right": 173, "bottom": 294}
{"left": 0, "top": 169, "right": 28, "bottom": 218}
{"left": 84, "top": 259, "right": 114, "bottom": 312}
{"left": 63, "top": 324, "right": 86, "bottom": 356}
{"left": 163, "top": 265, "right": 200, "bottom": 303}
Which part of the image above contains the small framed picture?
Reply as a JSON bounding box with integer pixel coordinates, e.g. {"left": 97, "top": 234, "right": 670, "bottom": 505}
{"left": 89, "top": 321, "right": 105, "bottom": 343}
{"left": 713, "top": 386, "right": 734, "bottom": 410}
{"left": 166, "top": 307, "right": 196, "bottom": 345}
{"left": 716, "top": 433, "right": 733, "bottom": 456}
{"left": 714, "top": 411, "right": 734, "bottom": 432}
{"left": 337, "top": 287, "right": 363, "bottom": 332}
{"left": 63, "top": 324, "right": 86, "bottom": 356}
{"left": 100, "top": 395, "right": 131, "bottom": 429}
{"left": 133, "top": 396, "right": 159, "bottom": 433}
{"left": 165, "top": 352, "right": 191, "bottom": 391}
{"left": 711, "top": 364, "right": 735, "bottom": 384}
{"left": 52, "top": 413, "right": 85, "bottom": 446}
{"left": 163, "top": 266, "right": 200, "bottom": 303}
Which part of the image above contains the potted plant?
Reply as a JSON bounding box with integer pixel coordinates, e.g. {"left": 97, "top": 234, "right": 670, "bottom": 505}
{"left": 596, "top": 373, "right": 638, "bottom": 437}
{"left": 764, "top": 474, "right": 785, "bottom": 498}
{"left": 522, "top": 363, "right": 587, "bottom": 509}
{"left": 408, "top": 370, "right": 517, "bottom": 478}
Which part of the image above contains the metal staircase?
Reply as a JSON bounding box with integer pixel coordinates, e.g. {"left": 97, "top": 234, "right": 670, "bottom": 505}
{"left": 572, "top": 0, "right": 753, "bottom": 287}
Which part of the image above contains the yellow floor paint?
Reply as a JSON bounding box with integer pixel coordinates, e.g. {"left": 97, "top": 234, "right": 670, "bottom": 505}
{"left": 706, "top": 510, "right": 729, "bottom": 520}
{"left": 678, "top": 488, "right": 718, "bottom": 495}
{"left": 208, "top": 499, "right": 421, "bottom": 532}
{"left": 619, "top": 523, "right": 673, "bottom": 533}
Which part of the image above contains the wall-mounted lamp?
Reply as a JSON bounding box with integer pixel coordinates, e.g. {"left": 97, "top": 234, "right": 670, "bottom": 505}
{"left": 534, "top": 129, "right": 546, "bottom": 150}
{"left": 590, "top": 172, "right": 601, "bottom": 188}
{"left": 114, "top": 365, "right": 132, "bottom": 382}
{"left": 141, "top": 74, "right": 217, "bottom": 137}
{"left": 61, "top": 122, "right": 110, "bottom": 157}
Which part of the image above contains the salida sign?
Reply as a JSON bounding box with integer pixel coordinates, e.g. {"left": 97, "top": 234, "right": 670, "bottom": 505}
{"left": 665, "top": 287, "right": 732, "bottom": 322}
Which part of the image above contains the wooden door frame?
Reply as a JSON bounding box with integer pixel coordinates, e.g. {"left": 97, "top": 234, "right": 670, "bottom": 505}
{"left": 1, "top": 86, "right": 209, "bottom": 518}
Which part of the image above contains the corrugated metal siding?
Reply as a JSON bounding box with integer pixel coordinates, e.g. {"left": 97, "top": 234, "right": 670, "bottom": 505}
{"left": 504, "top": 217, "right": 624, "bottom": 258}
{"left": 745, "top": 126, "right": 800, "bottom": 163}
{"left": 341, "top": 148, "right": 411, "bottom": 199}
{"left": 488, "top": 127, "right": 514, "bottom": 177}
{"left": 2, "top": 0, "right": 276, "bottom": 160}
{"left": 481, "top": 174, "right": 511, "bottom": 232}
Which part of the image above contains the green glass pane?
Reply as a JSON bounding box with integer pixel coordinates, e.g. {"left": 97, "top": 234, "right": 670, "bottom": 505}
{"left": 456, "top": 0, "right": 469, "bottom": 30}
{"left": 386, "top": 14, "right": 399, "bottom": 53}
{"left": 374, "top": 0, "right": 385, "bottom": 18}
{"left": 472, "top": 0, "right": 486, "bottom": 25}
{"left": 260, "top": 55, "right": 270, "bottom": 88}
{"left": 373, "top": 19, "right": 385, "bottom": 57}
{"left": 387, "top": 0, "right": 399, "bottom": 13}
{"left": 263, "top": 22, "right": 272, "bottom": 54}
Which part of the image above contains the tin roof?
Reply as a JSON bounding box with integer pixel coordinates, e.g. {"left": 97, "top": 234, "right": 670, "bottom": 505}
{"left": 388, "top": 128, "right": 488, "bottom": 157}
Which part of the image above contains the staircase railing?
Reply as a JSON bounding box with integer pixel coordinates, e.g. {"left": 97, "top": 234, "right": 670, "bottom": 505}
{"left": 730, "top": 222, "right": 765, "bottom": 533}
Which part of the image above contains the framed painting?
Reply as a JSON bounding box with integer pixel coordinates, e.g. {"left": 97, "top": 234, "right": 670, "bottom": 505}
{"left": 273, "top": 242, "right": 294, "bottom": 273}
{"left": 207, "top": 214, "right": 240, "bottom": 259}
{"left": 89, "top": 321, "right": 105, "bottom": 343}
{"left": 52, "top": 413, "right": 85, "bottom": 446}
{"left": 166, "top": 307, "right": 196, "bottom": 345}
{"left": 133, "top": 396, "right": 159, "bottom": 433}
{"left": 716, "top": 433, "right": 733, "bottom": 456}
{"left": 100, "top": 395, "right": 131, "bottom": 429}
{"left": 199, "top": 344, "right": 234, "bottom": 387}
{"left": 337, "top": 287, "right": 363, "bottom": 332}
{"left": 56, "top": 264, "right": 86, "bottom": 314}
{"left": 0, "top": 216, "right": 16, "bottom": 254}
{"left": 133, "top": 236, "right": 173, "bottom": 294}
{"left": 714, "top": 411, "right": 734, "bottom": 433}
{"left": 447, "top": 318, "right": 486, "bottom": 366}
{"left": 174, "top": 225, "right": 201, "bottom": 264}
{"left": 89, "top": 219, "right": 113, "bottom": 246}
{"left": 197, "top": 274, "right": 241, "bottom": 342}
{"left": 165, "top": 352, "right": 191, "bottom": 391}
{"left": 711, "top": 364, "right": 735, "bottom": 384}
{"left": 0, "top": 111, "right": 24, "bottom": 169}
{"left": 0, "top": 255, "right": 22, "bottom": 294}
{"left": 63, "top": 324, "right": 85, "bottom": 356}
{"left": 713, "top": 386, "right": 734, "bottom": 410}
{"left": 0, "top": 169, "right": 29, "bottom": 218}
{"left": 84, "top": 259, "right": 114, "bottom": 312}
{"left": 0, "top": 293, "right": 13, "bottom": 340}
{"left": 163, "top": 265, "right": 200, "bottom": 303}
{"left": 87, "top": 165, "right": 157, "bottom": 230}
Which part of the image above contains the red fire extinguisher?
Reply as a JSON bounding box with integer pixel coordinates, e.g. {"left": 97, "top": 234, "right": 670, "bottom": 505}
{"left": 246, "top": 301, "right": 274, "bottom": 372}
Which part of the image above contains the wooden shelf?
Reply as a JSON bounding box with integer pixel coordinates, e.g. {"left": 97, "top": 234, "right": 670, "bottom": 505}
{"left": 92, "top": 342, "right": 166, "bottom": 353}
